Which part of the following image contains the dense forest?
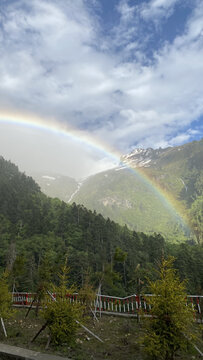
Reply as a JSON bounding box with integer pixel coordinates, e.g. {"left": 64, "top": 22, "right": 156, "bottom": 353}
{"left": 0, "top": 156, "right": 203, "bottom": 295}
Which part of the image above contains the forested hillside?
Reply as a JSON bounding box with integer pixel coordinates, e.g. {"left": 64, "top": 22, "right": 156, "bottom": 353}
{"left": 0, "top": 156, "right": 202, "bottom": 295}
{"left": 142, "top": 139, "right": 203, "bottom": 243}
{"left": 72, "top": 139, "right": 203, "bottom": 243}
{"left": 33, "top": 140, "right": 203, "bottom": 243}
{"left": 71, "top": 167, "right": 187, "bottom": 242}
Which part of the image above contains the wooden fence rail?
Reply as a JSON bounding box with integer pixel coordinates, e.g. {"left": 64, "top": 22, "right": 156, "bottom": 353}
{"left": 12, "top": 292, "right": 203, "bottom": 320}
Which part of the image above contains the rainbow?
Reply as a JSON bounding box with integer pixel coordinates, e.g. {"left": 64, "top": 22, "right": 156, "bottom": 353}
{"left": 0, "top": 110, "right": 120, "bottom": 159}
{"left": 0, "top": 110, "right": 191, "bottom": 236}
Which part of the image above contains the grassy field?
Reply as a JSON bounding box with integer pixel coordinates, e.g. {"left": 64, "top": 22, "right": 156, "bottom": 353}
{"left": 0, "top": 308, "right": 202, "bottom": 360}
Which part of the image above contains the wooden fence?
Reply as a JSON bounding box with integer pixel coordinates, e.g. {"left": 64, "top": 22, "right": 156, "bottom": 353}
{"left": 12, "top": 292, "right": 203, "bottom": 320}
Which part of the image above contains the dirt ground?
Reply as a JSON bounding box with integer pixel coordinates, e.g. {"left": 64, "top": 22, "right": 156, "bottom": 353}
{"left": 0, "top": 308, "right": 202, "bottom": 360}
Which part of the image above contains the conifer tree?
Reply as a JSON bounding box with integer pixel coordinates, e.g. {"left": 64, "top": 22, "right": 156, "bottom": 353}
{"left": 41, "top": 258, "right": 83, "bottom": 345}
{"left": 0, "top": 271, "right": 14, "bottom": 327}
{"left": 141, "top": 257, "right": 195, "bottom": 360}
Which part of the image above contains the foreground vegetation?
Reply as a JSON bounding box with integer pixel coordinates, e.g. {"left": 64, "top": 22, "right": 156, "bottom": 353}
{"left": 0, "top": 256, "right": 202, "bottom": 359}
{"left": 0, "top": 309, "right": 202, "bottom": 360}
{"left": 0, "top": 309, "right": 148, "bottom": 360}
{"left": 141, "top": 258, "right": 197, "bottom": 360}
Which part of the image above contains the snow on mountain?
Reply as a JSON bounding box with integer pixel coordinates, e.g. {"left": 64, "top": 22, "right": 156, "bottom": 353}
{"left": 67, "top": 180, "right": 84, "bottom": 203}
{"left": 42, "top": 175, "right": 56, "bottom": 180}
{"left": 120, "top": 148, "right": 164, "bottom": 168}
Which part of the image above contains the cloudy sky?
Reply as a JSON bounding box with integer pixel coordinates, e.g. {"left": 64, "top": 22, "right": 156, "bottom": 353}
{"left": 0, "top": 0, "right": 203, "bottom": 178}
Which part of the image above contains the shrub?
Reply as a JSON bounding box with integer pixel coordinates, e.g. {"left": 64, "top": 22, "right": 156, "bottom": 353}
{"left": 43, "top": 299, "right": 83, "bottom": 345}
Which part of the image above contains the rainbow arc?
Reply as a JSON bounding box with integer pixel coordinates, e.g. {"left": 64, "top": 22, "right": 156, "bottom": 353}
{"left": 0, "top": 111, "right": 191, "bottom": 234}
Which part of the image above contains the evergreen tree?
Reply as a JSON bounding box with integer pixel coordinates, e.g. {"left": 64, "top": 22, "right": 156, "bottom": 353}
{"left": 41, "top": 258, "right": 83, "bottom": 345}
{"left": 141, "top": 257, "right": 195, "bottom": 360}
{"left": 0, "top": 272, "right": 14, "bottom": 322}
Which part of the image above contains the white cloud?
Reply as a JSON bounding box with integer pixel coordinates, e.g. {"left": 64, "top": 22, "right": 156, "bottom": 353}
{"left": 116, "top": 0, "right": 136, "bottom": 22}
{"left": 139, "top": 0, "right": 181, "bottom": 22}
{"left": 166, "top": 127, "right": 201, "bottom": 147}
{"left": 0, "top": 0, "right": 203, "bottom": 177}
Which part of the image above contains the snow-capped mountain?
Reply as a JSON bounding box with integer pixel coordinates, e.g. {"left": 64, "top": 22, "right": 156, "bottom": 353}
{"left": 120, "top": 147, "right": 167, "bottom": 168}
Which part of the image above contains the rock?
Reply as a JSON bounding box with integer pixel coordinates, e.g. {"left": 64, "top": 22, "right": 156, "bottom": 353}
{"left": 76, "top": 338, "right": 83, "bottom": 344}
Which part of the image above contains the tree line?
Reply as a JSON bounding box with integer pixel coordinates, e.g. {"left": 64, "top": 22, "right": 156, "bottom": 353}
{"left": 0, "top": 156, "right": 202, "bottom": 295}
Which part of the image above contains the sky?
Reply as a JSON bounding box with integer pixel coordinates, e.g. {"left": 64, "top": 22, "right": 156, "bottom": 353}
{"left": 0, "top": 0, "right": 203, "bottom": 178}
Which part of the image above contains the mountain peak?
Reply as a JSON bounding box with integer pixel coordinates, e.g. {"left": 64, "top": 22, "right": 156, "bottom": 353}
{"left": 120, "top": 147, "right": 163, "bottom": 168}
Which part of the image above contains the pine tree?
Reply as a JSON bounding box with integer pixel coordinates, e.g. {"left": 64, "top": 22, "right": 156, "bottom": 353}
{"left": 141, "top": 257, "right": 195, "bottom": 360}
{"left": 41, "top": 258, "right": 83, "bottom": 345}
{"left": 0, "top": 272, "right": 14, "bottom": 321}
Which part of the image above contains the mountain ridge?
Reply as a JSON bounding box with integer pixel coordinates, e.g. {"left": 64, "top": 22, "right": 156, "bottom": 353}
{"left": 24, "top": 139, "right": 203, "bottom": 243}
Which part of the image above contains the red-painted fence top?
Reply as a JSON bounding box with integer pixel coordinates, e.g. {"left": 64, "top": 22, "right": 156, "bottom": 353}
{"left": 12, "top": 292, "right": 202, "bottom": 317}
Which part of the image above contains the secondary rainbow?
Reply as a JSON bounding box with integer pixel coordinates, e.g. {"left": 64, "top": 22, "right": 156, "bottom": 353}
{"left": 0, "top": 111, "right": 191, "bottom": 235}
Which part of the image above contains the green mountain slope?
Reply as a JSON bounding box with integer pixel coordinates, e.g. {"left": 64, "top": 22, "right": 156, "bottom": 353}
{"left": 22, "top": 139, "right": 202, "bottom": 243}
{"left": 139, "top": 139, "right": 203, "bottom": 206}
{"left": 0, "top": 156, "right": 40, "bottom": 225}
{"left": 72, "top": 168, "right": 187, "bottom": 242}
{"left": 30, "top": 172, "right": 78, "bottom": 202}
{"left": 72, "top": 139, "right": 203, "bottom": 243}
{"left": 140, "top": 140, "right": 203, "bottom": 243}
{"left": 0, "top": 156, "right": 202, "bottom": 294}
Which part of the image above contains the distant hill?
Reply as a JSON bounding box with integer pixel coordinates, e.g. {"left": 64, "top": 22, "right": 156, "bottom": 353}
{"left": 73, "top": 139, "right": 203, "bottom": 243}
{"left": 28, "top": 139, "right": 203, "bottom": 243}
{"left": 71, "top": 167, "right": 187, "bottom": 242}
{"left": 121, "top": 139, "right": 203, "bottom": 208}
{"left": 30, "top": 172, "right": 78, "bottom": 202}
